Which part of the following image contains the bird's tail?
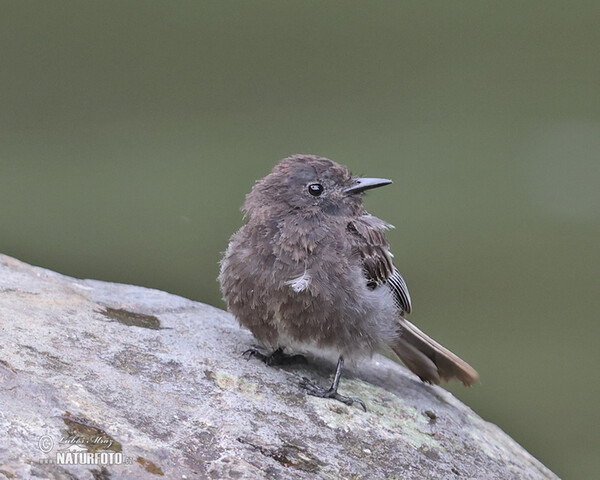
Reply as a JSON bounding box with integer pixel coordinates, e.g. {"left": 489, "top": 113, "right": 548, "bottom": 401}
{"left": 391, "top": 318, "right": 478, "bottom": 386}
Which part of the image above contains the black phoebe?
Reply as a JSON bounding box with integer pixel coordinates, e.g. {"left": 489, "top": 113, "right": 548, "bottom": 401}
{"left": 219, "top": 154, "right": 478, "bottom": 410}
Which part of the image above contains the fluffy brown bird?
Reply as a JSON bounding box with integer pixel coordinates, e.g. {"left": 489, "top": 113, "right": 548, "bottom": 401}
{"left": 219, "top": 154, "right": 478, "bottom": 410}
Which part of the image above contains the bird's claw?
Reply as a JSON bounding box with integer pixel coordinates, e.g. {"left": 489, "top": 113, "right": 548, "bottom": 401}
{"left": 300, "top": 377, "right": 367, "bottom": 411}
{"left": 242, "top": 348, "right": 267, "bottom": 362}
{"left": 242, "top": 347, "right": 307, "bottom": 366}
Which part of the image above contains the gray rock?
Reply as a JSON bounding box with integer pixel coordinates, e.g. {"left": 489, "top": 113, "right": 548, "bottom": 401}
{"left": 0, "top": 254, "right": 558, "bottom": 480}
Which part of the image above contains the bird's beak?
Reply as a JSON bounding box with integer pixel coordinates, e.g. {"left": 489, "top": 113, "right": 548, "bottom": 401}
{"left": 344, "top": 177, "right": 393, "bottom": 194}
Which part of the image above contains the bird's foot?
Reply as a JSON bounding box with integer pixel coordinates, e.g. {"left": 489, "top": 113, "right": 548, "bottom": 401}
{"left": 242, "top": 347, "right": 307, "bottom": 366}
{"left": 299, "top": 377, "right": 367, "bottom": 412}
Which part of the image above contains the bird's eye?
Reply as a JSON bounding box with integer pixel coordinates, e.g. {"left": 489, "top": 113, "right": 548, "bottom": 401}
{"left": 308, "top": 183, "right": 324, "bottom": 196}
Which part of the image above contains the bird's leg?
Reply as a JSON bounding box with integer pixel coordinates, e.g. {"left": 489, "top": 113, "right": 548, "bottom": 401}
{"left": 242, "top": 347, "right": 307, "bottom": 366}
{"left": 300, "top": 356, "right": 366, "bottom": 411}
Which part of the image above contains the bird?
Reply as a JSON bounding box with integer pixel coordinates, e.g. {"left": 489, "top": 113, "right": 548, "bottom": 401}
{"left": 219, "top": 154, "right": 478, "bottom": 410}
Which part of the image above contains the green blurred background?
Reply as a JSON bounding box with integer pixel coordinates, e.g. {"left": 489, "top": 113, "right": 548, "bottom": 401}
{"left": 2, "top": 2, "right": 599, "bottom": 478}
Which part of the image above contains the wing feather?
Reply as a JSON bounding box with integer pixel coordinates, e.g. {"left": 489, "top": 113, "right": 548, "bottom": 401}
{"left": 387, "top": 268, "right": 412, "bottom": 314}
{"left": 347, "top": 215, "right": 412, "bottom": 314}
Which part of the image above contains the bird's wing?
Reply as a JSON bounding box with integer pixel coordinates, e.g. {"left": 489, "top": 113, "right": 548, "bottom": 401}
{"left": 387, "top": 267, "right": 412, "bottom": 314}
{"left": 347, "top": 214, "right": 412, "bottom": 314}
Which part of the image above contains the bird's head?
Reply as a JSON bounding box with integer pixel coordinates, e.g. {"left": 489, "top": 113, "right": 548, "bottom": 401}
{"left": 243, "top": 154, "right": 392, "bottom": 221}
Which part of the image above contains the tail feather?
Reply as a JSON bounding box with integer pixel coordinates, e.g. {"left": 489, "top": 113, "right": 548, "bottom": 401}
{"left": 391, "top": 318, "right": 479, "bottom": 386}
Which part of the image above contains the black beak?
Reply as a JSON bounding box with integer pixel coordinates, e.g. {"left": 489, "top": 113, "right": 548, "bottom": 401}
{"left": 344, "top": 177, "right": 393, "bottom": 195}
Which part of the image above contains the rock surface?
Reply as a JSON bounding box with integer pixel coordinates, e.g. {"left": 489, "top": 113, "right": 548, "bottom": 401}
{"left": 0, "top": 254, "right": 558, "bottom": 480}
